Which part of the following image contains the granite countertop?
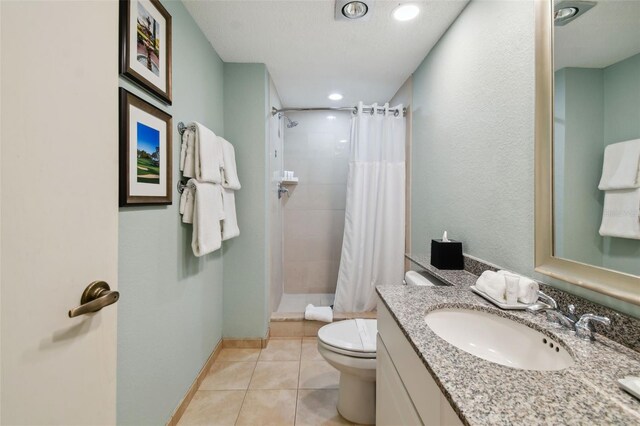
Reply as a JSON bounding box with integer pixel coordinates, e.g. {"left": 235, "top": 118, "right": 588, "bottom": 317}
{"left": 377, "top": 255, "right": 640, "bottom": 425}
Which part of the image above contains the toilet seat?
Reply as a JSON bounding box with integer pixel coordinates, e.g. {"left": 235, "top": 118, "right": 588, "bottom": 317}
{"left": 317, "top": 319, "right": 377, "bottom": 358}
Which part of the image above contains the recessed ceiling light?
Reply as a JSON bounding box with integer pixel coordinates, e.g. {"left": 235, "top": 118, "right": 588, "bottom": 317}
{"left": 554, "top": 7, "right": 578, "bottom": 22}
{"left": 393, "top": 4, "right": 419, "bottom": 21}
{"left": 328, "top": 93, "right": 343, "bottom": 101}
{"left": 342, "top": 1, "right": 368, "bottom": 19}
{"left": 553, "top": 1, "right": 596, "bottom": 26}
{"left": 327, "top": 115, "right": 337, "bottom": 120}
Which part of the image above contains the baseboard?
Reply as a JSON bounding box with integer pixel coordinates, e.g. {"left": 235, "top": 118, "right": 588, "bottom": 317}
{"left": 166, "top": 339, "right": 223, "bottom": 426}
{"left": 223, "top": 337, "right": 269, "bottom": 349}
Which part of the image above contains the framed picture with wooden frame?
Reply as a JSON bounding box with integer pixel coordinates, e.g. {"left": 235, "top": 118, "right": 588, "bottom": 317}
{"left": 119, "top": 0, "right": 172, "bottom": 104}
{"left": 119, "top": 88, "right": 172, "bottom": 206}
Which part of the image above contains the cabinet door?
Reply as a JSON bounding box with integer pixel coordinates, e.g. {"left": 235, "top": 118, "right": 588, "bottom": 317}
{"left": 377, "top": 335, "right": 423, "bottom": 426}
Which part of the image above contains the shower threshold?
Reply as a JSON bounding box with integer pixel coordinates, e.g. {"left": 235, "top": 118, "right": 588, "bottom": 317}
{"left": 271, "top": 293, "right": 376, "bottom": 337}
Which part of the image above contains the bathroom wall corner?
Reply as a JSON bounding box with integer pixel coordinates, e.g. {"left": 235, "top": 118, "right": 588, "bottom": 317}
{"left": 390, "top": 76, "right": 414, "bottom": 270}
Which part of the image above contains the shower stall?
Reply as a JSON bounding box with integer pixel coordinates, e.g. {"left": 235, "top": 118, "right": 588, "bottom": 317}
{"left": 269, "top": 103, "right": 407, "bottom": 319}
{"left": 274, "top": 110, "right": 352, "bottom": 313}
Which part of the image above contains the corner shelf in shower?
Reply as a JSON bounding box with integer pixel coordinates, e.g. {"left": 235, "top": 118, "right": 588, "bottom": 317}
{"left": 280, "top": 177, "right": 299, "bottom": 185}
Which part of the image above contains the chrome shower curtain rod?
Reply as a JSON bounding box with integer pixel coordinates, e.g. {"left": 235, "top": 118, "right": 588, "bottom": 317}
{"left": 271, "top": 106, "right": 406, "bottom": 117}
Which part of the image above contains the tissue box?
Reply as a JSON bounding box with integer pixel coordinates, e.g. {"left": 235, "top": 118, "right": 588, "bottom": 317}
{"left": 430, "top": 239, "right": 464, "bottom": 270}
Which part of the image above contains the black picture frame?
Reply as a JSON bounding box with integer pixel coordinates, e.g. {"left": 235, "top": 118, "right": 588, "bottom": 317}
{"left": 119, "top": 88, "right": 173, "bottom": 206}
{"left": 119, "top": 0, "right": 172, "bottom": 104}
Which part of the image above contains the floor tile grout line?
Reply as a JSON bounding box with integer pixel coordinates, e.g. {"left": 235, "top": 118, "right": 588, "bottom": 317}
{"left": 294, "top": 338, "right": 302, "bottom": 426}
{"left": 234, "top": 352, "right": 260, "bottom": 426}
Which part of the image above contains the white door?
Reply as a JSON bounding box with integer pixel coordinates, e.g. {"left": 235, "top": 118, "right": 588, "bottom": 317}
{"left": 1, "top": 1, "right": 119, "bottom": 424}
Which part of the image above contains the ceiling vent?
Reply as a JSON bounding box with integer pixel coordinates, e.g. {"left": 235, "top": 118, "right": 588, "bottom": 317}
{"left": 335, "top": 0, "right": 374, "bottom": 22}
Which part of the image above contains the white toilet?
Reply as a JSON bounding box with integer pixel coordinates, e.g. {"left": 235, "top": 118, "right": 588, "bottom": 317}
{"left": 317, "top": 319, "right": 377, "bottom": 425}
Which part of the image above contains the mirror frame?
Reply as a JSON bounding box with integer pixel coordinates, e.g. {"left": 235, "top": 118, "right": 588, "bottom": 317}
{"left": 534, "top": 0, "right": 640, "bottom": 306}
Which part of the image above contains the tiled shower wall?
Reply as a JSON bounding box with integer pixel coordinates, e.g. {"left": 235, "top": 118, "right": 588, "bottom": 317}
{"left": 283, "top": 111, "right": 351, "bottom": 294}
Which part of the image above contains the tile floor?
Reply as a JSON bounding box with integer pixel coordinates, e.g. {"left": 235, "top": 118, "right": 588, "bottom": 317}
{"left": 179, "top": 338, "right": 360, "bottom": 426}
{"left": 277, "top": 293, "right": 335, "bottom": 313}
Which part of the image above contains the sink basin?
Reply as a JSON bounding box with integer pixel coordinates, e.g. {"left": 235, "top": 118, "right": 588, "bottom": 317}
{"left": 425, "top": 308, "right": 574, "bottom": 371}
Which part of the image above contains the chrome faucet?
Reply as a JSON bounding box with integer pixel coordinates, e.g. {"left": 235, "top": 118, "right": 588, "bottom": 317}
{"left": 527, "top": 292, "right": 612, "bottom": 341}
{"left": 526, "top": 292, "right": 576, "bottom": 330}
{"left": 544, "top": 308, "right": 577, "bottom": 330}
{"left": 575, "top": 313, "right": 611, "bottom": 341}
{"left": 537, "top": 291, "right": 558, "bottom": 309}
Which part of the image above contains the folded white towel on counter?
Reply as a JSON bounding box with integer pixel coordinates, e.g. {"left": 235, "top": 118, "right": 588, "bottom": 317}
{"left": 599, "top": 188, "right": 640, "bottom": 240}
{"left": 221, "top": 187, "right": 240, "bottom": 241}
{"left": 496, "top": 270, "right": 540, "bottom": 304}
{"left": 475, "top": 271, "right": 506, "bottom": 301}
{"left": 180, "top": 129, "right": 196, "bottom": 178}
{"left": 304, "top": 304, "right": 333, "bottom": 322}
{"left": 355, "top": 318, "right": 375, "bottom": 352}
{"left": 190, "top": 180, "right": 225, "bottom": 257}
{"left": 219, "top": 136, "right": 241, "bottom": 190}
{"left": 598, "top": 139, "right": 640, "bottom": 190}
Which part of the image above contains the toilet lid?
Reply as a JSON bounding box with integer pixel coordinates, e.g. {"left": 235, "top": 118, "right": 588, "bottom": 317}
{"left": 317, "top": 319, "right": 377, "bottom": 354}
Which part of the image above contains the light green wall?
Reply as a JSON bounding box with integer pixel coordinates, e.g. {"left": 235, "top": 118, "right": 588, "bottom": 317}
{"left": 554, "top": 68, "right": 604, "bottom": 267}
{"left": 602, "top": 53, "right": 640, "bottom": 274}
{"left": 222, "top": 63, "right": 270, "bottom": 338}
{"left": 410, "top": 0, "right": 639, "bottom": 318}
{"left": 411, "top": 0, "right": 535, "bottom": 273}
{"left": 604, "top": 53, "right": 640, "bottom": 145}
{"left": 117, "top": 1, "right": 225, "bottom": 424}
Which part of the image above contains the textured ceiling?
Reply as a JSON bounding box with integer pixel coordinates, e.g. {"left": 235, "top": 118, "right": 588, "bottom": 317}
{"left": 554, "top": 1, "right": 640, "bottom": 70}
{"left": 183, "top": 0, "right": 468, "bottom": 107}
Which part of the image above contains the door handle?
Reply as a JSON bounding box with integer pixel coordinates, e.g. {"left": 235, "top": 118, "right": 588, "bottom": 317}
{"left": 68, "top": 281, "right": 119, "bottom": 318}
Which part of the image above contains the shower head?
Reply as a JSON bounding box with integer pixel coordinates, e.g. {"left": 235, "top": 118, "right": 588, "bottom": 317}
{"left": 278, "top": 113, "right": 298, "bottom": 128}
{"left": 284, "top": 116, "right": 298, "bottom": 128}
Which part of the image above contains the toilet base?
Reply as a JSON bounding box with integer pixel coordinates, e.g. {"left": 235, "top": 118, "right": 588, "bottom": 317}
{"left": 336, "top": 372, "right": 376, "bottom": 425}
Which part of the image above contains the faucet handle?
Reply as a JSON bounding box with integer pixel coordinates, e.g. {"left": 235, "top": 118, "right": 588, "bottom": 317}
{"left": 575, "top": 314, "right": 611, "bottom": 341}
{"left": 565, "top": 304, "right": 578, "bottom": 323}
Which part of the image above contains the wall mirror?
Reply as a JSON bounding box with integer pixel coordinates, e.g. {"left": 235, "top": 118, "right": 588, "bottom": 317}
{"left": 535, "top": 0, "right": 640, "bottom": 305}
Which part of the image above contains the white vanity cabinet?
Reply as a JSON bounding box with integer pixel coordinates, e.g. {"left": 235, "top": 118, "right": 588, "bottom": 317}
{"left": 376, "top": 300, "right": 463, "bottom": 426}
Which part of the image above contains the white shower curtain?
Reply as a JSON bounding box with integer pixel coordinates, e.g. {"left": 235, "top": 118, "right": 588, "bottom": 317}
{"left": 334, "top": 102, "right": 406, "bottom": 312}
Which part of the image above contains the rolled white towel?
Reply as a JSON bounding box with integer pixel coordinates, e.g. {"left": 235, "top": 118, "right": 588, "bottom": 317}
{"left": 304, "top": 304, "right": 333, "bottom": 323}
{"left": 503, "top": 273, "right": 520, "bottom": 305}
{"left": 475, "top": 270, "right": 506, "bottom": 302}
{"left": 517, "top": 277, "right": 539, "bottom": 304}
{"left": 496, "top": 270, "right": 540, "bottom": 304}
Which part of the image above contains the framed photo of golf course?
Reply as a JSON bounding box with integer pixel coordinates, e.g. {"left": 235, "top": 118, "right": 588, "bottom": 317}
{"left": 120, "top": 0, "right": 172, "bottom": 104}
{"left": 119, "top": 88, "right": 172, "bottom": 206}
